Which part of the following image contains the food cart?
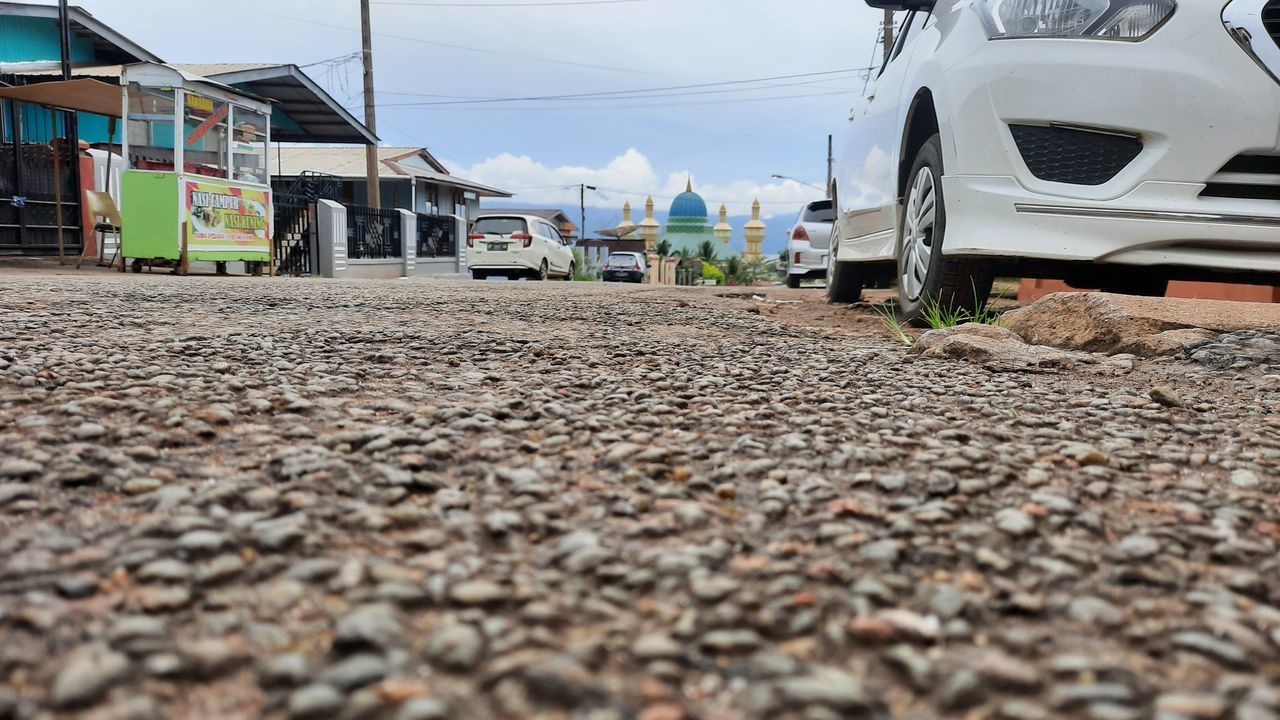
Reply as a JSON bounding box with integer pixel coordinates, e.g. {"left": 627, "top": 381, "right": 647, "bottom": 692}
{"left": 119, "top": 64, "right": 273, "bottom": 274}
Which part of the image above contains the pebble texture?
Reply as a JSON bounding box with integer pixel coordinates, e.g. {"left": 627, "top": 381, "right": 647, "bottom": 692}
{"left": 1, "top": 274, "right": 1278, "bottom": 720}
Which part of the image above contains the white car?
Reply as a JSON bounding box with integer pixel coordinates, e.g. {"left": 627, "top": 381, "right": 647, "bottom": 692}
{"left": 830, "top": 0, "right": 1280, "bottom": 321}
{"left": 785, "top": 200, "right": 834, "bottom": 289}
{"left": 467, "top": 214, "right": 575, "bottom": 281}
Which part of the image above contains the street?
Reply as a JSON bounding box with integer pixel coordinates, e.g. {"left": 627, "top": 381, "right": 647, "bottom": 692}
{"left": 1, "top": 273, "right": 1278, "bottom": 720}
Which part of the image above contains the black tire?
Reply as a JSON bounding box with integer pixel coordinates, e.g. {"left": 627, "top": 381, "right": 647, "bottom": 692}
{"left": 131, "top": 259, "right": 143, "bottom": 274}
{"left": 786, "top": 274, "right": 802, "bottom": 289}
{"left": 471, "top": 270, "right": 487, "bottom": 281}
{"left": 897, "top": 134, "right": 993, "bottom": 326}
{"left": 535, "top": 260, "right": 549, "bottom": 281}
{"left": 825, "top": 214, "right": 864, "bottom": 303}
{"left": 564, "top": 262, "right": 575, "bottom": 281}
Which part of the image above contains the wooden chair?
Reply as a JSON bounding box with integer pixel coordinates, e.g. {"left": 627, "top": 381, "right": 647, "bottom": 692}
{"left": 81, "top": 190, "right": 124, "bottom": 270}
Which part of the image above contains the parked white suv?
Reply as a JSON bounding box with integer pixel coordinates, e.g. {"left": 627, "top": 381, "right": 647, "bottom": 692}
{"left": 830, "top": 0, "right": 1280, "bottom": 321}
{"left": 785, "top": 200, "right": 834, "bottom": 289}
{"left": 467, "top": 214, "right": 575, "bottom": 281}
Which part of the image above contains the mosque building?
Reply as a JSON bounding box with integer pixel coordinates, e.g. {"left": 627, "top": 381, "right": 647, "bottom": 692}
{"left": 621, "top": 178, "right": 763, "bottom": 260}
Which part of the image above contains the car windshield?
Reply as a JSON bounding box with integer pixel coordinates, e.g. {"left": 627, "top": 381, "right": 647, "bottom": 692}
{"left": 803, "top": 202, "right": 835, "bottom": 223}
{"left": 607, "top": 255, "right": 638, "bottom": 268}
{"left": 472, "top": 218, "right": 527, "bottom": 236}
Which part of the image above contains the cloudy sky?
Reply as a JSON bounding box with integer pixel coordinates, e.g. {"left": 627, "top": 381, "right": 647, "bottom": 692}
{"left": 45, "top": 0, "right": 890, "bottom": 249}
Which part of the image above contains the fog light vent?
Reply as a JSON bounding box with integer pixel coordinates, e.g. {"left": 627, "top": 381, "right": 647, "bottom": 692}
{"left": 1009, "top": 124, "right": 1143, "bottom": 186}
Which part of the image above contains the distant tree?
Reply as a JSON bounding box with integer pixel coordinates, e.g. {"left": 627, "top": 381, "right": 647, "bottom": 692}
{"left": 657, "top": 239, "right": 673, "bottom": 258}
{"left": 696, "top": 240, "right": 718, "bottom": 263}
{"left": 722, "top": 256, "right": 742, "bottom": 284}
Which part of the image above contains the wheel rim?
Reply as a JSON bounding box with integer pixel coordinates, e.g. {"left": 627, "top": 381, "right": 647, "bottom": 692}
{"left": 900, "top": 166, "right": 937, "bottom": 303}
{"left": 540, "top": 261, "right": 548, "bottom": 279}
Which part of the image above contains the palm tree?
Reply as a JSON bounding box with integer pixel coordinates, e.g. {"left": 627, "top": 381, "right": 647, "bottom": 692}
{"left": 722, "top": 256, "right": 742, "bottom": 284}
{"left": 696, "top": 240, "right": 718, "bottom": 263}
{"left": 657, "top": 239, "right": 673, "bottom": 258}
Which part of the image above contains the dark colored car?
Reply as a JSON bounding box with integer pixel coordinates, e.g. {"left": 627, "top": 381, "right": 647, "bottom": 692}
{"left": 602, "top": 252, "right": 647, "bottom": 283}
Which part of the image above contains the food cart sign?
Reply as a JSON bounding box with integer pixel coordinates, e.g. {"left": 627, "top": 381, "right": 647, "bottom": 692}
{"left": 184, "top": 178, "right": 272, "bottom": 254}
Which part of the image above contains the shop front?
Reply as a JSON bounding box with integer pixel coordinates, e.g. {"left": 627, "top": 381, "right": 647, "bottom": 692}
{"left": 119, "top": 64, "right": 272, "bottom": 273}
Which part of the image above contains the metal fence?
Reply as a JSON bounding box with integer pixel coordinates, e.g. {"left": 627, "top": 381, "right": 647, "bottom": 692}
{"left": 273, "top": 194, "right": 315, "bottom": 276}
{"left": 416, "top": 213, "right": 456, "bottom": 258}
{"left": 346, "top": 205, "right": 401, "bottom": 260}
{"left": 0, "top": 102, "right": 83, "bottom": 255}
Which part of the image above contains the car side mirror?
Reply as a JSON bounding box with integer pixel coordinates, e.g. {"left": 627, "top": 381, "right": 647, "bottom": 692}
{"left": 864, "top": 0, "right": 933, "bottom": 9}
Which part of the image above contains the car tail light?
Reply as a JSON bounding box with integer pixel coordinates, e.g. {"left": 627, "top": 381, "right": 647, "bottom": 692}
{"left": 512, "top": 232, "right": 533, "bottom": 248}
{"left": 792, "top": 226, "right": 809, "bottom": 242}
{"left": 467, "top": 233, "right": 484, "bottom": 248}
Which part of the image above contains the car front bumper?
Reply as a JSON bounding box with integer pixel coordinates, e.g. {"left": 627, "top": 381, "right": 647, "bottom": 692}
{"left": 935, "top": 0, "right": 1280, "bottom": 275}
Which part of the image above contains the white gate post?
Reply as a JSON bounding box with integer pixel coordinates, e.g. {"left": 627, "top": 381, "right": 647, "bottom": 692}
{"left": 400, "top": 209, "right": 417, "bottom": 278}
{"left": 316, "top": 200, "right": 348, "bottom": 279}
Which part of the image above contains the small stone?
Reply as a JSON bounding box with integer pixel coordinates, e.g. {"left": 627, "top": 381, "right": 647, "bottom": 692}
{"left": 1117, "top": 534, "right": 1161, "bottom": 561}
{"left": 428, "top": 623, "right": 486, "bottom": 671}
{"left": 122, "top": 477, "right": 164, "bottom": 495}
{"left": 633, "top": 633, "right": 683, "bottom": 661}
{"left": 938, "top": 668, "right": 985, "bottom": 711}
{"left": 317, "top": 653, "right": 388, "bottom": 691}
{"left": 73, "top": 422, "right": 107, "bottom": 440}
{"left": 0, "top": 458, "right": 41, "bottom": 478}
{"left": 775, "top": 668, "right": 873, "bottom": 710}
{"left": 334, "top": 604, "right": 402, "bottom": 651}
{"left": 1230, "top": 469, "right": 1260, "bottom": 489}
{"left": 52, "top": 643, "right": 131, "bottom": 708}
{"left": 1170, "top": 631, "right": 1251, "bottom": 669}
{"left": 288, "top": 684, "right": 345, "bottom": 719}
{"left": 1150, "top": 386, "right": 1185, "bottom": 408}
{"left": 450, "top": 580, "right": 505, "bottom": 606}
{"left": 396, "top": 698, "right": 451, "bottom": 720}
{"left": 995, "top": 508, "right": 1036, "bottom": 537}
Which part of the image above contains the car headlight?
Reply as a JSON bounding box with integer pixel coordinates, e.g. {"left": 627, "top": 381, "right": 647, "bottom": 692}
{"left": 977, "top": 0, "right": 1175, "bottom": 41}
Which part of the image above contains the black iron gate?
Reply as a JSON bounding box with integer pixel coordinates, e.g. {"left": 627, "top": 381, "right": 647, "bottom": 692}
{"left": 273, "top": 194, "right": 315, "bottom": 277}
{"left": 0, "top": 101, "right": 83, "bottom": 255}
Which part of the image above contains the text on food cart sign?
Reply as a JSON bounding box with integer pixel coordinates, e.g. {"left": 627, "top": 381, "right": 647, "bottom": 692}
{"left": 184, "top": 179, "right": 272, "bottom": 255}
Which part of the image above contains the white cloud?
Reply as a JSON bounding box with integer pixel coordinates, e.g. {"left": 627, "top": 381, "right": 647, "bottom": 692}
{"left": 453, "top": 149, "right": 825, "bottom": 220}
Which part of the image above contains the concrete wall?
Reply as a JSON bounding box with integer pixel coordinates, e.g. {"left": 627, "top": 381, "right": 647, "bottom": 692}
{"left": 314, "top": 202, "right": 466, "bottom": 279}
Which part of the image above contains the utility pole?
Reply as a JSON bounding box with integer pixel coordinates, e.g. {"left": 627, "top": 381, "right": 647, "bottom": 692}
{"left": 882, "top": 9, "right": 895, "bottom": 66}
{"left": 579, "top": 184, "right": 596, "bottom": 249}
{"left": 360, "top": 0, "right": 381, "bottom": 210}
{"left": 55, "top": 0, "right": 73, "bottom": 265}
{"left": 826, "top": 134, "right": 833, "bottom": 198}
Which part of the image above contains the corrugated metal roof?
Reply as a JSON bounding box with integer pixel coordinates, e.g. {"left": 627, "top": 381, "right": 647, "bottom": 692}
{"left": 270, "top": 147, "right": 512, "bottom": 198}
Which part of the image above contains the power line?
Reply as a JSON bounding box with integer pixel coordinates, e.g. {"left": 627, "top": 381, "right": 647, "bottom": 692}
{"left": 228, "top": 2, "right": 707, "bottom": 78}
{"left": 359, "top": 89, "right": 853, "bottom": 113}
{"left": 376, "top": 68, "right": 871, "bottom": 107}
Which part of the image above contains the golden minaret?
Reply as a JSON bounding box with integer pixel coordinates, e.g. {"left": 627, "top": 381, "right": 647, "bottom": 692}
{"left": 743, "top": 199, "right": 765, "bottom": 259}
{"left": 638, "top": 195, "right": 661, "bottom": 252}
{"left": 713, "top": 203, "right": 732, "bottom": 246}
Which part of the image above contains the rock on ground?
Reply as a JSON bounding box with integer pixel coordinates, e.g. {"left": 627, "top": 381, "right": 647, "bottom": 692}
{"left": 1001, "top": 292, "right": 1280, "bottom": 355}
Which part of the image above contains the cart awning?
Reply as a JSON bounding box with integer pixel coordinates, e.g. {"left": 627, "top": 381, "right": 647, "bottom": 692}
{"left": 0, "top": 78, "right": 121, "bottom": 117}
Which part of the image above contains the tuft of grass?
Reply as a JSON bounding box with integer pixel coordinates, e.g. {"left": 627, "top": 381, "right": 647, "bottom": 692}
{"left": 918, "top": 281, "right": 1007, "bottom": 330}
{"left": 873, "top": 304, "right": 915, "bottom": 346}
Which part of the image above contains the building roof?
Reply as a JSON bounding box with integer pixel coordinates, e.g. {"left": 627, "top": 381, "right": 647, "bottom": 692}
{"left": 669, "top": 179, "right": 708, "bottom": 220}
{"left": 271, "top": 146, "right": 512, "bottom": 198}
{"left": 173, "top": 64, "right": 376, "bottom": 145}
{"left": 0, "top": 3, "right": 160, "bottom": 65}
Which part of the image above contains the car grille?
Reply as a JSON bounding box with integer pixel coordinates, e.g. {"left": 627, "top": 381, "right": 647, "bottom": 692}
{"left": 1266, "top": 1, "right": 1280, "bottom": 46}
{"left": 1009, "top": 124, "right": 1143, "bottom": 186}
{"left": 1201, "top": 154, "right": 1280, "bottom": 201}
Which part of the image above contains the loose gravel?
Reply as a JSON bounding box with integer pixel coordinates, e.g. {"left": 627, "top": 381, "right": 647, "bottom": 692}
{"left": 1, "top": 273, "right": 1278, "bottom": 720}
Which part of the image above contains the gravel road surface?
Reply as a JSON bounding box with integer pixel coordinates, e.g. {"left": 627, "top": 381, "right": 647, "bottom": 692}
{"left": 1, "top": 273, "right": 1278, "bottom": 720}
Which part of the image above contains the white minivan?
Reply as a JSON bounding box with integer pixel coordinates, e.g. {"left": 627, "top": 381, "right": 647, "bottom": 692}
{"left": 467, "top": 214, "right": 576, "bottom": 281}
{"left": 831, "top": 0, "right": 1280, "bottom": 322}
